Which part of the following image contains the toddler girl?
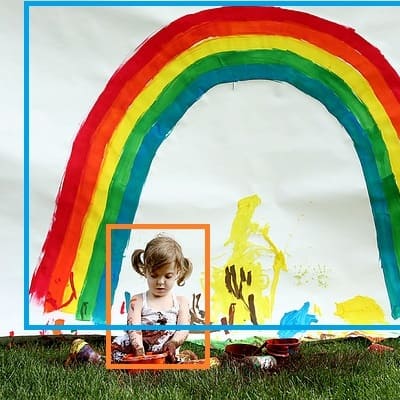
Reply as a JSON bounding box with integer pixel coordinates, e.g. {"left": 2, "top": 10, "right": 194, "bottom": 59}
{"left": 112, "top": 235, "right": 193, "bottom": 363}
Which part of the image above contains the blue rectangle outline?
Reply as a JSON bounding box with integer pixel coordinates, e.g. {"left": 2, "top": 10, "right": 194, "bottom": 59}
{"left": 24, "top": 0, "right": 400, "bottom": 332}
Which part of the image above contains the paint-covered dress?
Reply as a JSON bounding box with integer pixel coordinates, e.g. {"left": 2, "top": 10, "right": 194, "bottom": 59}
{"left": 111, "top": 292, "right": 179, "bottom": 362}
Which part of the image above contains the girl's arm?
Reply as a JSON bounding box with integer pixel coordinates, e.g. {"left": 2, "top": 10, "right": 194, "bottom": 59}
{"left": 170, "top": 295, "right": 190, "bottom": 345}
{"left": 127, "top": 295, "right": 145, "bottom": 356}
{"left": 163, "top": 296, "right": 190, "bottom": 362}
{"left": 163, "top": 296, "right": 190, "bottom": 361}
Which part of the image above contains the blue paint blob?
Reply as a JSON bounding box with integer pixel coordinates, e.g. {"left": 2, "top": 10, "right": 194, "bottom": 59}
{"left": 124, "top": 291, "right": 131, "bottom": 314}
{"left": 278, "top": 302, "right": 318, "bottom": 338}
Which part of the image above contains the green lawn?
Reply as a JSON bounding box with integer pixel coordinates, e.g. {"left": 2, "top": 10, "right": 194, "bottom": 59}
{"left": 1, "top": 335, "right": 399, "bottom": 400}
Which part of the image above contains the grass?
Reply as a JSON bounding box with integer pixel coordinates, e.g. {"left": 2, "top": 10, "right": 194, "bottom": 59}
{"left": 1, "top": 335, "right": 400, "bottom": 400}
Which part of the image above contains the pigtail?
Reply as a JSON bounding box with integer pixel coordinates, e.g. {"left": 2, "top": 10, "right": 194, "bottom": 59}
{"left": 131, "top": 249, "right": 146, "bottom": 277}
{"left": 177, "top": 257, "right": 193, "bottom": 286}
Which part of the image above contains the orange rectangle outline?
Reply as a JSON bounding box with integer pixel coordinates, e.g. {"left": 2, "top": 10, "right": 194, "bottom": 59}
{"left": 105, "top": 223, "right": 211, "bottom": 370}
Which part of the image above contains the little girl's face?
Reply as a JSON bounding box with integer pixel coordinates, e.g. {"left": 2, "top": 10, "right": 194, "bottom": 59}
{"left": 146, "top": 262, "right": 178, "bottom": 297}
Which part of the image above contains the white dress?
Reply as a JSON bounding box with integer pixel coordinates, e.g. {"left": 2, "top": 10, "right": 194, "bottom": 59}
{"left": 111, "top": 292, "right": 179, "bottom": 361}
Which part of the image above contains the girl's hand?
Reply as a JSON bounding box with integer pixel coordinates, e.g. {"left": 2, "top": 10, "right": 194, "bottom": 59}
{"left": 134, "top": 346, "right": 145, "bottom": 357}
{"left": 162, "top": 341, "right": 177, "bottom": 363}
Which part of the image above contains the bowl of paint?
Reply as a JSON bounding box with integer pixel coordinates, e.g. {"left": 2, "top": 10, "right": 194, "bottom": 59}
{"left": 224, "top": 343, "right": 262, "bottom": 359}
{"left": 123, "top": 352, "right": 168, "bottom": 365}
{"left": 266, "top": 338, "right": 300, "bottom": 357}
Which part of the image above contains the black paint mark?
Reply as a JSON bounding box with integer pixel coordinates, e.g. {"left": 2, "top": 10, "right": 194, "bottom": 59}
{"left": 248, "top": 294, "right": 258, "bottom": 325}
{"left": 240, "top": 267, "right": 246, "bottom": 282}
{"left": 224, "top": 264, "right": 258, "bottom": 324}
{"left": 225, "top": 266, "right": 234, "bottom": 294}
{"left": 80, "top": 302, "right": 88, "bottom": 320}
{"left": 156, "top": 312, "right": 168, "bottom": 325}
{"left": 228, "top": 303, "right": 236, "bottom": 325}
{"left": 190, "top": 293, "right": 206, "bottom": 324}
{"left": 44, "top": 273, "right": 77, "bottom": 311}
{"left": 220, "top": 316, "right": 229, "bottom": 334}
{"left": 247, "top": 271, "right": 252, "bottom": 286}
{"left": 230, "top": 265, "right": 239, "bottom": 296}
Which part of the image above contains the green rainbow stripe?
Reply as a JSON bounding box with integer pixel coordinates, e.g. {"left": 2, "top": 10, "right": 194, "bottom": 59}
{"left": 89, "top": 49, "right": 400, "bottom": 322}
{"left": 29, "top": 7, "right": 400, "bottom": 324}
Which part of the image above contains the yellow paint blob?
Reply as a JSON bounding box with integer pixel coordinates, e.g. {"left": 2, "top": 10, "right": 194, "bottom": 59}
{"left": 335, "top": 295, "right": 386, "bottom": 324}
{"left": 313, "top": 304, "right": 322, "bottom": 317}
{"left": 211, "top": 194, "right": 287, "bottom": 324}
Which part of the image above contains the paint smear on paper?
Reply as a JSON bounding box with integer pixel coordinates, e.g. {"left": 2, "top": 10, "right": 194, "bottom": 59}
{"left": 124, "top": 291, "right": 131, "bottom": 314}
{"left": 293, "top": 266, "right": 310, "bottom": 286}
{"left": 211, "top": 194, "right": 288, "bottom": 324}
{"left": 313, "top": 304, "right": 322, "bottom": 317}
{"left": 293, "top": 264, "right": 330, "bottom": 288}
{"left": 278, "top": 302, "right": 318, "bottom": 338}
{"left": 52, "top": 319, "right": 65, "bottom": 336}
{"left": 335, "top": 295, "right": 386, "bottom": 324}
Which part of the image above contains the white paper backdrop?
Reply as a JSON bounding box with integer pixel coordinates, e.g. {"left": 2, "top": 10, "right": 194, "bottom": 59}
{"left": 2, "top": 1, "right": 400, "bottom": 337}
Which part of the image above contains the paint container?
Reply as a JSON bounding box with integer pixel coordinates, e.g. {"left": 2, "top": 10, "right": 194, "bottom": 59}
{"left": 243, "top": 355, "right": 277, "bottom": 370}
{"left": 68, "top": 338, "right": 104, "bottom": 364}
{"left": 123, "top": 352, "right": 167, "bottom": 365}
{"left": 266, "top": 338, "right": 300, "bottom": 357}
{"left": 122, "top": 352, "right": 168, "bottom": 374}
{"left": 224, "top": 343, "right": 261, "bottom": 359}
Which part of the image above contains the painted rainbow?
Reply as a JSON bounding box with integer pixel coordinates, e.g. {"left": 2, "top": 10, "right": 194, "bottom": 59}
{"left": 30, "top": 6, "right": 400, "bottom": 323}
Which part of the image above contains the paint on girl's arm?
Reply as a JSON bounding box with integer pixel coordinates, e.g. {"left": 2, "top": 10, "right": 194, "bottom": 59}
{"left": 127, "top": 312, "right": 144, "bottom": 355}
{"left": 334, "top": 295, "right": 386, "bottom": 324}
{"left": 129, "top": 296, "right": 138, "bottom": 310}
{"left": 127, "top": 297, "right": 139, "bottom": 326}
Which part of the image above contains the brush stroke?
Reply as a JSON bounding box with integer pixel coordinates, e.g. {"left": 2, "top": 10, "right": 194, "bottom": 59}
{"left": 211, "top": 194, "right": 287, "bottom": 325}
{"left": 335, "top": 295, "right": 387, "bottom": 324}
{"left": 278, "top": 302, "right": 318, "bottom": 338}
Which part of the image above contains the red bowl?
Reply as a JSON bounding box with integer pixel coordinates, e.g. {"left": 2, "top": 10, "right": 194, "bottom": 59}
{"left": 266, "top": 338, "right": 300, "bottom": 357}
{"left": 123, "top": 352, "right": 167, "bottom": 364}
{"left": 224, "top": 343, "right": 261, "bottom": 359}
{"left": 267, "top": 338, "right": 300, "bottom": 346}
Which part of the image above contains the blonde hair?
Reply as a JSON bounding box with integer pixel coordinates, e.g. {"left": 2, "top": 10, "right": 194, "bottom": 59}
{"left": 131, "top": 235, "right": 193, "bottom": 286}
